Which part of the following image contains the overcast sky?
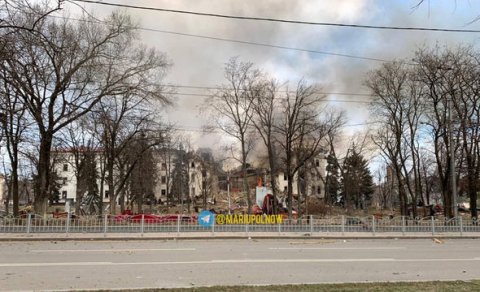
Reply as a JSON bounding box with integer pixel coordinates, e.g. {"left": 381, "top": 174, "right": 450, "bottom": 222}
{"left": 67, "top": 0, "right": 480, "bottom": 151}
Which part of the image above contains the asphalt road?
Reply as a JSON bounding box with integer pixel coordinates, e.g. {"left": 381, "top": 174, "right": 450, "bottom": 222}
{"left": 1, "top": 238, "right": 479, "bottom": 291}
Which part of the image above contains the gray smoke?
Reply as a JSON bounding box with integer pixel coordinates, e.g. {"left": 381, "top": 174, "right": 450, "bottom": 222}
{"left": 68, "top": 0, "right": 480, "bottom": 149}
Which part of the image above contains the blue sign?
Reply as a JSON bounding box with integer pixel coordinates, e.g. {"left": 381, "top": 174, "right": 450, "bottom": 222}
{"left": 198, "top": 210, "right": 215, "bottom": 227}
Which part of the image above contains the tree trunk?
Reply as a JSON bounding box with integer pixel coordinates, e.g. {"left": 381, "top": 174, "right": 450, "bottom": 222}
{"left": 296, "top": 182, "right": 301, "bottom": 217}
{"left": 34, "top": 133, "right": 53, "bottom": 216}
{"left": 136, "top": 192, "right": 143, "bottom": 214}
{"left": 107, "top": 158, "right": 116, "bottom": 215}
{"left": 443, "top": 189, "right": 452, "bottom": 218}
{"left": 468, "top": 172, "right": 478, "bottom": 220}
{"left": 119, "top": 190, "right": 126, "bottom": 213}
{"left": 75, "top": 178, "right": 82, "bottom": 215}
{"left": 241, "top": 140, "right": 251, "bottom": 214}
{"left": 98, "top": 157, "right": 106, "bottom": 216}
{"left": 267, "top": 140, "right": 279, "bottom": 214}
{"left": 202, "top": 174, "right": 207, "bottom": 210}
{"left": 119, "top": 166, "right": 126, "bottom": 213}
{"left": 324, "top": 172, "right": 330, "bottom": 205}
{"left": 287, "top": 173, "right": 294, "bottom": 219}
{"left": 187, "top": 193, "right": 190, "bottom": 213}
{"left": 5, "top": 139, "right": 20, "bottom": 216}
{"left": 3, "top": 192, "right": 9, "bottom": 215}
{"left": 11, "top": 165, "right": 19, "bottom": 217}
{"left": 470, "top": 192, "right": 478, "bottom": 222}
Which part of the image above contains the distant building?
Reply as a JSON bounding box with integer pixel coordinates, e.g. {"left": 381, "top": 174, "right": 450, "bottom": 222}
{"left": 225, "top": 166, "right": 263, "bottom": 193}
{"left": 53, "top": 148, "right": 217, "bottom": 207}
{"left": 52, "top": 149, "right": 109, "bottom": 204}
{"left": 155, "top": 149, "right": 217, "bottom": 205}
{"left": 304, "top": 156, "right": 327, "bottom": 199}
{"left": 224, "top": 154, "right": 327, "bottom": 203}
{"left": 278, "top": 155, "right": 327, "bottom": 199}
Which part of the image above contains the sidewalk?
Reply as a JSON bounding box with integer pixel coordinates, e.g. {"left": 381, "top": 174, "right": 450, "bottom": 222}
{"left": 1, "top": 232, "right": 479, "bottom": 241}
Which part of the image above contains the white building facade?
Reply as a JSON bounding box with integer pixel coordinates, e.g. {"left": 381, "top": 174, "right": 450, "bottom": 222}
{"left": 155, "top": 152, "right": 215, "bottom": 204}
{"left": 277, "top": 155, "right": 327, "bottom": 199}
{"left": 53, "top": 150, "right": 109, "bottom": 204}
{"left": 54, "top": 149, "right": 215, "bottom": 207}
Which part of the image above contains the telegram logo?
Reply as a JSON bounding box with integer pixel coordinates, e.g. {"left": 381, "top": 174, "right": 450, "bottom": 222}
{"left": 198, "top": 210, "right": 215, "bottom": 227}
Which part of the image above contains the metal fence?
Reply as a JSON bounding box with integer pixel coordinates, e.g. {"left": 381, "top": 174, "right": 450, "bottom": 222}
{"left": 1, "top": 214, "right": 479, "bottom": 235}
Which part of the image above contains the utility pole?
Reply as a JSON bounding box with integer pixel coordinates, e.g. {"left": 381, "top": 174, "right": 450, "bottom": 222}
{"left": 227, "top": 174, "right": 231, "bottom": 214}
{"left": 448, "top": 99, "right": 458, "bottom": 218}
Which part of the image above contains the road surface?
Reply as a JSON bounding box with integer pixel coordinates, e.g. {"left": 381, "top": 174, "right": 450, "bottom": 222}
{"left": 1, "top": 238, "right": 479, "bottom": 291}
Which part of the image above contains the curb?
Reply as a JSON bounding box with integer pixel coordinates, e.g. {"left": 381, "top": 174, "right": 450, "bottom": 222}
{"left": 1, "top": 234, "right": 480, "bottom": 241}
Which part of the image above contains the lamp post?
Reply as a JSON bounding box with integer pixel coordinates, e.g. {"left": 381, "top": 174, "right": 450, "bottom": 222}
{"left": 227, "top": 175, "right": 231, "bottom": 214}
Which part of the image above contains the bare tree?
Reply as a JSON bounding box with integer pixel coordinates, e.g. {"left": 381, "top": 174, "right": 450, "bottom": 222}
{"left": 206, "top": 57, "right": 261, "bottom": 214}
{"left": 0, "top": 11, "right": 170, "bottom": 214}
{"left": 0, "top": 70, "right": 29, "bottom": 216}
{"left": 275, "top": 80, "right": 344, "bottom": 218}
{"left": 251, "top": 78, "right": 281, "bottom": 213}
{"left": 449, "top": 49, "right": 480, "bottom": 221}
{"left": 414, "top": 47, "right": 467, "bottom": 218}
{"left": 126, "top": 132, "right": 157, "bottom": 214}
{"left": 367, "top": 61, "right": 426, "bottom": 217}
{"left": 418, "top": 149, "right": 438, "bottom": 208}
{"left": 0, "top": 0, "right": 64, "bottom": 44}
{"left": 367, "top": 46, "right": 480, "bottom": 220}
{"left": 95, "top": 93, "right": 170, "bottom": 214}
{"left": 416, "top": 46, "right": 480, "bottom": 220}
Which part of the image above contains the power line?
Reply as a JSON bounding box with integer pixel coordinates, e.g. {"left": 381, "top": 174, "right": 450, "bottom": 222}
{"left": 168, "top": 92, "right": 371, "bottom": 104}
{"left": 48, "top": 15, "right": 390, "bottom": 63}
{"left": 137, "top": 27, "right": 388, "bottom": 62}
{"left": 72, "top": 0, "right": 480, "bottom": 33}
{"left": 171, "top": 121, "right": 378, "bottom": 133}
{"left": 31, "top": 14, "right": 384, "bottom": 100}
{"left": 165, "top": 85, "right": 373, "bottom": 97}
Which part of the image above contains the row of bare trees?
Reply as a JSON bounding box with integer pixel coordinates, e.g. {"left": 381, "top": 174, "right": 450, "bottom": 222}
{"left": 368, "top": 45, "right": 480, "bottom": 220}
{"left": 206, "top": 58, "right": 345, "bottom": 218}
{"left": 0, "top": 2, "right": 171, "bottom": 215}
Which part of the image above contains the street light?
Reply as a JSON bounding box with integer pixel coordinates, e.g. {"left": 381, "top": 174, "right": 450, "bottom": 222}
{"left": 227, "top": 175, "right": 231, "bottom": 214}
